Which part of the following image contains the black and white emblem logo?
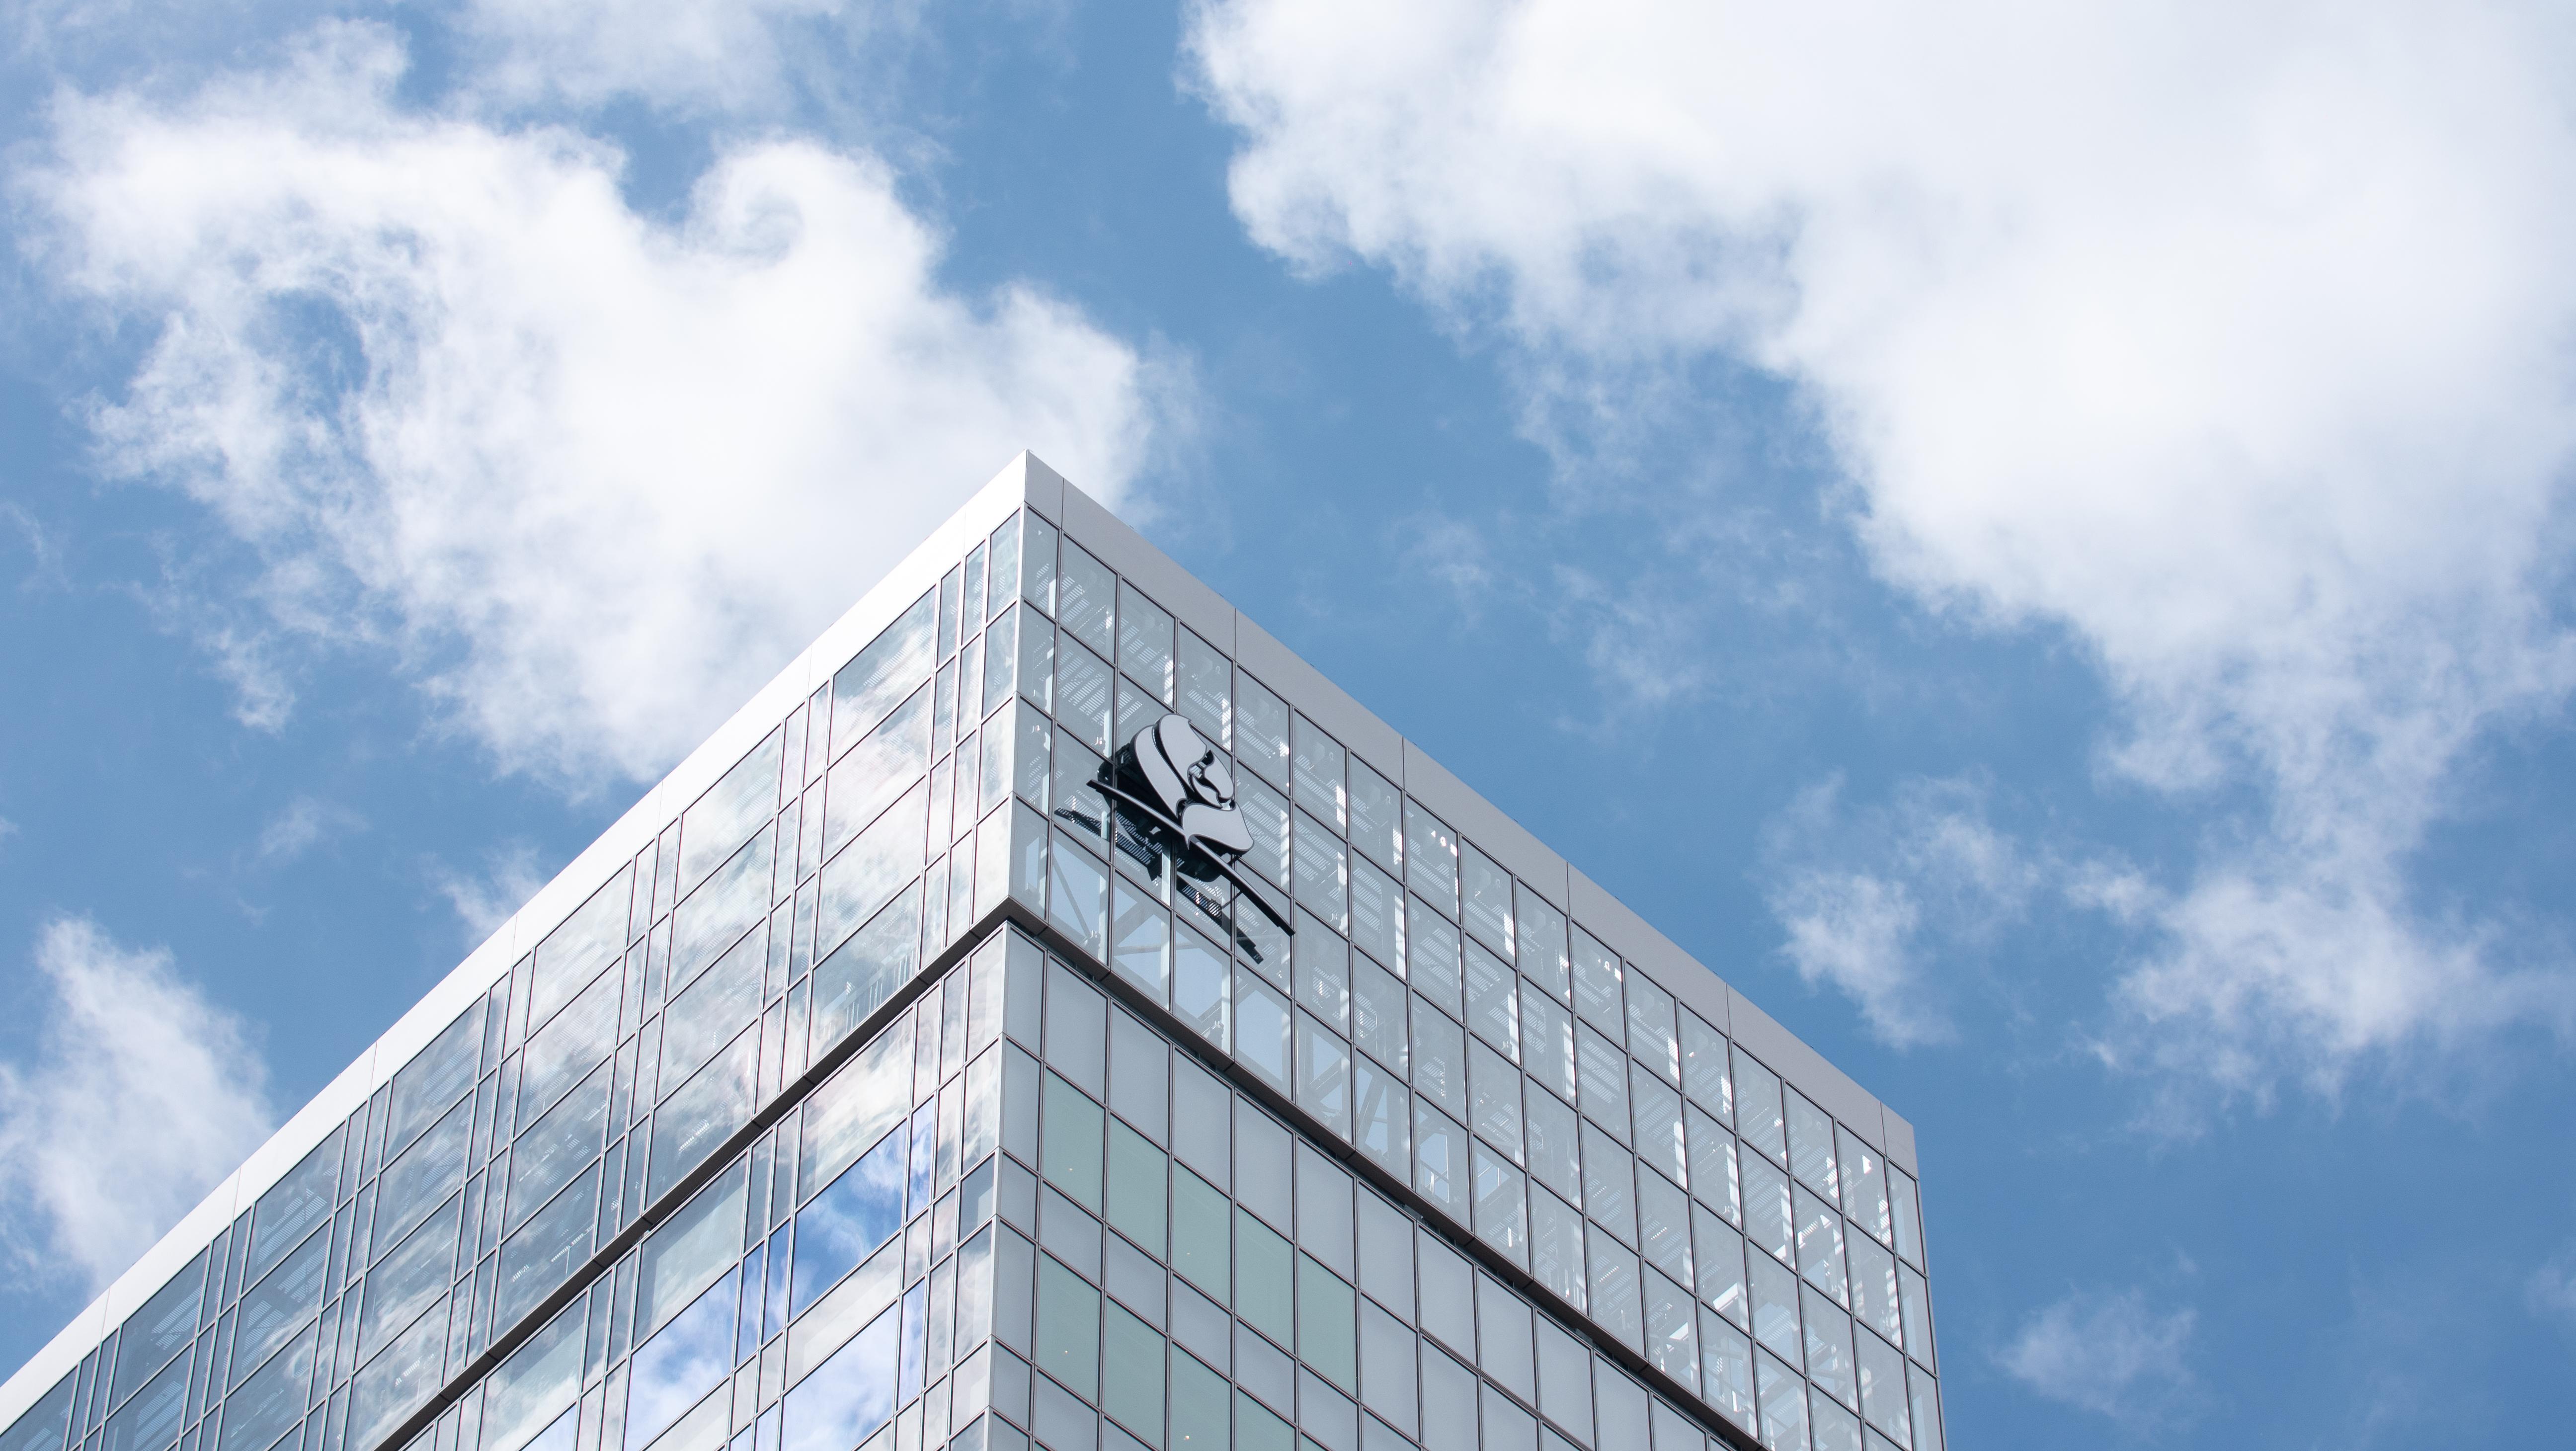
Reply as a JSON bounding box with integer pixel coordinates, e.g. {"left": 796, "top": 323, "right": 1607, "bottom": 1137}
{"left": 1090, "top": 713, "right": 1293, "bottom": 937}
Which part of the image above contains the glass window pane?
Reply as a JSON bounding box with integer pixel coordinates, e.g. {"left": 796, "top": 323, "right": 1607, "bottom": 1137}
{"left": 1359, "top": 1302, "right": 1417, "bottom": 1437}
{"left": 371, "top": 1097, "right": 469, "bottom": 1256}
{"left": 1733, "top": 1049, "right": 1787, "bottom": 1167}
{"left": 1907, "top": 1367, "right": 1943, "bottom": 1451}
{"left": 681, "top": 728, "right": 784, "bottom": 897}
{"left": 1287, "top": 1010, "right": 1349, "bottom": 1138}
{"left": 1175, "top": 628, "right": 1231, "bottom": 749}
{"left": 1467, "top": 1040, "right": 1522, "bottom": 1161}
{"left": 1527, "top": 1183, "right": 1585, "bottom": 1315}
{"left": 1631, "top": 1069, "right": 1687, "bottom": 1190}
{"left": 1888, "top": 1168, "right": 1923, "bottom": 1269}
{"left": 1810, "top": 1394, "right": 1862, "bottom": 1451}
{"left": 1347, "top": 761, "right": 1401, "bottom": 876}
{"left": 1579, "top": 1121, "right": 1632, "bottom": 1246}
{"left": 1516, "top": 890, "right": 1568, "bottom": 1005}
{"left": 112, "top": 1253, "right": 206, "bottom": 1405}
{"left": 1290, "top": 716, "right": 1347, "bottom": 832}
{"left": 1793, "top": 1187, "right": 1848, "bottom": 1306}
{"left": 1410, "top": 1001, "right": 1465, "bottom": 1120}
{"left": 794, "top": 1129, "right": 902, "bottom": 1315}
{"left": 1837, "top": 1128, "right": 1891, "bottom": 1247}
{"left": 671, "top": 822, "right": 776, "bottom": 989}
{"left": 531, "top": 866, "right": 633, "bottom": 1030}
{"left": 347, "top": 1299, "right": 443, "bottom": 1451}
{"left": 1520, "top": 987, "right": 1574, "bottom": 1105}
{"left": 359, "top": 1196, "right": 458, "bottom": 1361}
{"left": 213, "top": 1326, "right": 313, "bottom": 1451}
{"left": 1523, "top": 1086, "right": 1580, "bottom": 1208}
{"left": 1686, "top": 1108, "right": 1741, "bottom": 1226}
{"left": 1036, "top": 1256, "right": 1101, "bottom": 1397}
{"left": 1678, "top": 1011, "right": 1731, "bottom": 1124}
{"left": 1756, "top": 1349, "right": 1809, "bottom": 1451}
{"left": 1567, "top": 932, "right": 1621, "bottom": 1042}
{"left": 1623, "top": 973, "right": 1678, "bottom": 1085}
{"left": 1803, "top": 1286, "right": 1857, "bottom": 1411}
{"left": 814, "top": 891, "right": 927, "bottom": 1061}
{"left": 1469, "top": 1144, "right": 1528, "bottom": 1267}
{"left": 1021, "top": 511, "right": 1057, "bottom": 615}
{"left": 520, "top": 964, "right": 619, "bottom": 1130}
{"left": 1102, "top": 1301, "right": 1164, "bottom": 1446}
{"left": 833, "top": 590, "right": 936, "bottom": 759}
{"left": 1105, "top": 1120, "right": 1168, "bottom": 1254}
{"left": 1459, "top": 845, "right": 1513, "bottom": 960}
{"left": 1413, "top": 1103, "right": 1467, "bottom": 1221}
{"left": 659, "top": 938, "right": 763, "bottom": 1100}
{"left": 1236, "top": 974, "right": 1291, "bottom": 1090}
{"left": 1637, "top": 1170, "right": 1691, "bottom": 1288}
{"left": 1644, "top": 1269, "right": 1698, "bottom": 1393}
{"left": 1464, "top": 942, "right": 1519, "bottom": 1061}
{"left": 1236, "top": 1210, "right": 1293, "bottom": 1344}
{"left": 780, "top": 1301, "right": 898, "bottom": 1451}
{"left": 647, "top": 1031, "right": 758, "bottom": 1200}
{"left": 1042, "top": 1073, "right": 1106, "bottom": 1211}
{"left": 1239, "top": 776, "right": 1292, "bottom": 893}
{"left": 1749, "top": 1255, "right": 1801, "bottom": 1367}
{"left": 1896, "top": 1265, "right": 1933, "bottom": 1369}
{"left": 1293, "top": 811, "right": 1349, "bottom": 932}
{"left": 1400, "top": 803, "right": 1456, "bottom": 912}
{"left": 1171, "top": 1168, "right": 1229, "bottom": 1302}
{"left": 1174, "top": 927, "right": 1230, "bottom": 1050}
{"left": 388, "top": 1004, "right": 483, "bottom": 1164}
{"left": 1056, "top": 639, "right": 1115, "bottom": 758}
{"left": 814, "top": 786, "right": 925, "bottom": 963}
{"left": 1349, "top": 858, "right": 1404, "bottom": 977}
{"left": 1298, "top": 1256, "right": 1359, "bottom": 1390}
{"left": 102, "top": 1345, "right": 189, "bottom": 1451}
{"left": 1701, "top": 1315, "right": 1756, "bottom": 1437}
{"left": 1786, "top": 1093, "right": 1839, "bottom": 1202}
{"left": 1694, "top": 1205, "right": 1748, "bottom": 1329}
{"left": 1582, "top": 1226, "right": 1641, "bottom": 1351}
{"left": 822, "top": 689, "right": 928, "bottom": 866}
{"left": 1058, "top": 543, "right": 1115, "bottom": 656}
{"left": 1410, "top": 907, "right": 1461, "bottom": 1017}
{"left": 1743, "top": 1156, "right": 1794, "bottom": 1267}
{"left": 1117, "top": 582, "right": 1175, "bottom": 701}
{"left": 496, "top": 1166, "right": 599, "bottom": 1329}
{"left": 1352, "top": 953, "right": 1406, "bottom": 1074}
{"left": 1112, "top": 878, "right": 1172, "bottom": 1006}
{"left": 1847, "top": 1236, "right": 1901, "bottom": 1348}
{"left": 1574, "top": 1025, "right": 1627, "bottom": 1142}
{"left": 1235, "top": 674, "right": 1290, "bottom": 787}
{"left": 1855, "top": 1326, "right": 1911, "bottom": 1447}
{"left": 1352, "top": 1058, "right": 1411, "bottom": 1183}
{"left": 986, "top": 521, "right": 1016, "bottom": 623}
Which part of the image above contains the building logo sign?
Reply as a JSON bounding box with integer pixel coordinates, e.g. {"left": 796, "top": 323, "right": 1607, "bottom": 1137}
{"left": 1093, "top": 713, "right": 1294, "bottom": 936}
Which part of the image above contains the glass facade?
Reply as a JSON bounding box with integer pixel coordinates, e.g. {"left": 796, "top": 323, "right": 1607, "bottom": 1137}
{"left": 0, "top": 471, "right": 1937, "bottom": 1451}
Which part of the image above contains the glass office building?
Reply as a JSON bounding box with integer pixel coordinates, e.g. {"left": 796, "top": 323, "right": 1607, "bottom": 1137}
{"left": 0, "top": 457, "right": 1940, "bottom": 1451}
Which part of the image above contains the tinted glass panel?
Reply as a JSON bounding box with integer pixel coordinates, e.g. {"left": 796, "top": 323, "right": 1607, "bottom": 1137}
{"left": 680, "top": 729, "right": 782, "bottom": 896}
{"left": 388, "top": 1004, "right": 484, "bottom": 1160}
{"left": 831, "top": 591, "right": 936, "bottom": 759}
{"left": 246, "top": 1128, "right": 341, "bottom": 1283}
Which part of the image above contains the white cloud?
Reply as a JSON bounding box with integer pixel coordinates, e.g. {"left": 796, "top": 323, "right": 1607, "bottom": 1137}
{"left": 0, "top": 919, "right": 274, "bottom": 1293}
{"left": 2000, "top": 1287, "right": 2197, "bottom": 1424}
{"left": 28, "top": 21, "right": 1166, "bottom": 788}
{"left": 254, "top": 795, "right": 365, "bottom": 866}
{"left": 1763, "top": 776, "right": 2035, "bottom": 1047}
{"left": 431, "top": 840, "right": 551, "bottom": 942}
{"left": 455, "top": 0, "right": 891, "bottom": 115}
{"left": 1191, "top": 0, "right": 2576, "bottom": 1096}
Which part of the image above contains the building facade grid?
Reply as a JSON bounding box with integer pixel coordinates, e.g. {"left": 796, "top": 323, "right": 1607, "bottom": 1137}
{"left": 0, "top": 465, "right": 1939, "bottom": 1451}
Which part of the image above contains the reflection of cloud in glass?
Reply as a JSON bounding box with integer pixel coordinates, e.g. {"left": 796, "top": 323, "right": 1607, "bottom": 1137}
{"left": 624, "top": 1274, "right": 737, "bottom": 1451}
{"left": 793, "top": 1129, "right": 906, "bottom": 1315}
{"left": 782, "top": 1305, "right": 899, "bottom": 1451}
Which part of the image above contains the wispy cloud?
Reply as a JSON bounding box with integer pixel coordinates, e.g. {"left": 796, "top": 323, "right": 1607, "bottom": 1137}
{"left": 1191, "top": 0, "right": 2576, "bottom": 1101}
{"left": 1999, "top": 1286, "right": 2198, "bottom": 1426}
{"left": 1761, "top": 774, "right": 2038, "bottom": 1047}
{"left": 0, "top": 919, "right": 274, "bottom": 1293}
{"left": 430, "top": 841, "right": 550, "bottom": 943}
{"left": 28, "top": 20, "right": 1169, "bottom": 791}
{"left": 253, "top": 795, "right": 366, "bottom": 867}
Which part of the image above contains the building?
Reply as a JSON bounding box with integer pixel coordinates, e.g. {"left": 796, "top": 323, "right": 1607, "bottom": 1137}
{"left": 0, "top": 457, "right": 1942, "bottom": 1451}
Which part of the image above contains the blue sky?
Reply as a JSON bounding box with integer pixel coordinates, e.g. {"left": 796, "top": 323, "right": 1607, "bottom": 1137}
{"left": 5, "top": 0, "right": 2576, "bottom": 1444}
